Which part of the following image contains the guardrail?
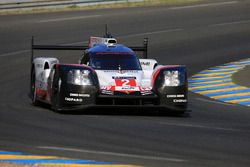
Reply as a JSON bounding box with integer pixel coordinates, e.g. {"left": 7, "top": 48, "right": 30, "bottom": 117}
{"left": 0, "top": 0, "right": 144, "bottom": 10}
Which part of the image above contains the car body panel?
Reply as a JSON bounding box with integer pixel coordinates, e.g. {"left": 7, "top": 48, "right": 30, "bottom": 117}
{"left": 30, "top": 36, "right": 188, "bottom": 113}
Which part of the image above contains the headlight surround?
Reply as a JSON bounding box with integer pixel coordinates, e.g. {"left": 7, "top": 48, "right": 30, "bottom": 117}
{"left": 67, "top": 69, "right": 92, "bottom": 86}
{"left": 163, "top": 70, "right": 180, "bottom": 86}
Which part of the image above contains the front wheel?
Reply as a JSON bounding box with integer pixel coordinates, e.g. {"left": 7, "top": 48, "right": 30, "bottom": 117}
{"left": 51, "top": 79, "right": 62, "bottom": 113}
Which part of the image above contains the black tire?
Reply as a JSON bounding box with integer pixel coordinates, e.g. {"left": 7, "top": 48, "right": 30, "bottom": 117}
{"left": 52, "top": 92, "right": 61, "bottom": 113}
{"left": 51, "top": 79, "right": 61, "bottom": 113}
{"left": 31, "top": 69, "right": 39, "bottom": 106}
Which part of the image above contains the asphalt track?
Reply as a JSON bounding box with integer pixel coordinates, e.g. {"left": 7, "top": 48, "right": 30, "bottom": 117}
{"left": 0, "top": 0, "right": 250, "bottom": 166}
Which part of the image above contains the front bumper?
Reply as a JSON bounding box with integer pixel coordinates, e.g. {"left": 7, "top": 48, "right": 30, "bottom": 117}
{"left": 57, "top": 104, "right": 188, "bottom": 113}
{"left": 58, "top": 87, "right": 188, "bottom": 113}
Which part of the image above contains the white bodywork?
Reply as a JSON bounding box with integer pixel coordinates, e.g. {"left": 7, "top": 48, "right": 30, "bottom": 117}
{"left": 33, "top": 57, "right": 59, "bottom": 92}
{"left": 139, "top": 58, "right": 158, "bottom": 86}
{"left": 31, "top": 36, "right": 187, "bottom": 111}
{"left": 95, "top": 59, "right": 158, "bottom": 93}
{"left": 88, "top": 37, "right": 158, "bottom": 91}
{"left": 89, "top": 37, "right": 117, "bottom": 48}
{"left": 33, "top": 57, "right": 158, "bottom": 95}
{"left": 33, "top": 37, "right": 158, "bottom": 95}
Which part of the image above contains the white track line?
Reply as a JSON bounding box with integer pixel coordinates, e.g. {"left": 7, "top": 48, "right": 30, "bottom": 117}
{"left": 209, "top": 19, "right": 250, "bottom": 27}
{"left": 38, "top": 146, "right": 187, "bottom": 163}
{"left": 159, "top": 121, "right": 248, "bottom": 132}
{"left": 0, "top": 29, "right": 182, "bottom": 58}
{"left": 0, "top": 49, "right": 29, "bottom": 57}
{"left": 119, "top": 29, "right": 183, "bottom": 38}
{"left": 38, "top": 15, "right": 102, "bottom": 23}
{"left": 169, "top": 1, "right": 238, "bottom": 10}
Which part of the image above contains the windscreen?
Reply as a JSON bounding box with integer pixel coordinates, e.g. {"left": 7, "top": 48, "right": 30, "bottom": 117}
{"left": 90, "top": 54, "right": 142, "bottom": 70}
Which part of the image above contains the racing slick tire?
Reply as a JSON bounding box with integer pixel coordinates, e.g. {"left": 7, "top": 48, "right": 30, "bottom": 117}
{"left": 30, "top": 68, "right": 39, "bottom": 106}
{"left": 51, "top": 78, "right": 62, "bottom": 113}
{"left": 51, "top": 91, "right": 60, "bottom": 113}
{"left": 51, "top": 81, "right": 61, "bottom": 113}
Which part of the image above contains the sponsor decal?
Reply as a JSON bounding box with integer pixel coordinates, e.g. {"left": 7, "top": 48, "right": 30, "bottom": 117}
{"left": 36, "top": 81, "right": 47, "bottom": 90}
{"left": 140, "top": 86, "right": 152, "bottom": 91}
{"left": 173, "top": 99, "right": 187, "bottom": 103}
{"left": 103, "top": 70, "right": 139, "bottom": 73}
{"left": 101, "top": 86, "right": 152, "bottom": 94}
{"left": 112, "top": 76, "right": 136, "bottom": 79}
{"left": 166, "top": 94, "right": 185, "bottom": 98}
{"left": 166, "top": 94, "right": 187, "bottom": 103}
{"left": 115, "top": 86, "right": 140, "bottom": 91}
{"left": 101, "top": 86, "right": 112, "bottom": 91}
{"left": 70, "top": 93, "right": 90, "bottom": 97}
{"left": 65, "top": 97, "right": 83, "bottom": 102}
{"left": 36, "top": 63, "right": 43, "bottom": 68}
{"left": 141, "top": 62, "right": 150, "bottom": 66}
{"left": 113, "top": 77, "right": 137, "bottom": 87}
{"left": 51, "top": 60, "right": 58, "bottom": 65}
{"left": 115, "top": 79, "right": 136, "bottom": 87}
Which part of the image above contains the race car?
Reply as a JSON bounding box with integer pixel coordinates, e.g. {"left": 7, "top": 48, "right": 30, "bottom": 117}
{"left": 30, "top": 34, "right": 188, "bottom": 113}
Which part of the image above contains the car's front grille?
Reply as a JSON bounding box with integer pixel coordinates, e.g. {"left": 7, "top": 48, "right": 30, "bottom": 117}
{"left": 113, "top": 91, "right": 141, "bottom": 96}
{"left": 97, "top": 93, "right": 158, "bottom": 106}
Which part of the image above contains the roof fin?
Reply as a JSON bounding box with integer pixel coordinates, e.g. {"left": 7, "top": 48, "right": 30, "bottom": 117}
{"left": 104, "top": 24, "right": 113, "bottom": 38}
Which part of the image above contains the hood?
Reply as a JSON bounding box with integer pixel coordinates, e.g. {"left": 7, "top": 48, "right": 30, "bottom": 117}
{"left": 96, "top": 70, "right": 143, "bottom": 86}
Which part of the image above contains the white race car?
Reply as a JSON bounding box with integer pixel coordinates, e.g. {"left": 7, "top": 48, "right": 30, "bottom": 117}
{"left": 30, "top": 35, "right": 188, "bottom": 114}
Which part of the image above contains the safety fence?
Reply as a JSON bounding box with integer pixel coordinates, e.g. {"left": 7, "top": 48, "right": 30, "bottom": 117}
{"left": 0, "top": 0, "right": 143, "bottom": 10}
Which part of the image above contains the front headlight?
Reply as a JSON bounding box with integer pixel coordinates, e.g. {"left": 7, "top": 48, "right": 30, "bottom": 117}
{"left": 163, "top": 71, "right": 180, "bottom": 86}
{"left": 67, "top": 69, "right": 92, "bottom": 86}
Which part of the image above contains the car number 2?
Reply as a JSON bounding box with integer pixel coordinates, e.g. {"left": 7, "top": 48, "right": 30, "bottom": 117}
{"left": 115, "top": 79, "right": 136, "bottom": 86}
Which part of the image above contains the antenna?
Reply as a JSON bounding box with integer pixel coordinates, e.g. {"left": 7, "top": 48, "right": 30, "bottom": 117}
{"left": 31, "top": 36, "right": 34, "bottom": 64}
{"left": 105, "top": 24, "right": 108, "bottom": 37}
{"left": 104, "top": 24, "right": 112, "bottom": 38}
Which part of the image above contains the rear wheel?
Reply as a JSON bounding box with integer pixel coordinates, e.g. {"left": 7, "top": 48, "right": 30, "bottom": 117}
{"left": 31, "top": 69, "right": 39, "bottom": 106}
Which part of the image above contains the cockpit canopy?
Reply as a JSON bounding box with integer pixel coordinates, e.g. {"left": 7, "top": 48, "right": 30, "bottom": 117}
{"left": 89, "top": 53, "right": 141, "bottom": 70}
{"left": 81, "top": 44, "right": 142, "bottom": 71}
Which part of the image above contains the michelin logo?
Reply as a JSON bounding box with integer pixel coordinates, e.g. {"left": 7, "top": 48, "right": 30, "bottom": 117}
{"left": 173, "top": 99, "right": 187, "bottom": 103}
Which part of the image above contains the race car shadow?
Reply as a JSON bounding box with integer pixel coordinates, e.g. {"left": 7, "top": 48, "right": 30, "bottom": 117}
{"left": 60, "top": 107, "right": 191, "bottom": 118}
{"left": 31, "top": 101, "right": 190, "bottom": 117}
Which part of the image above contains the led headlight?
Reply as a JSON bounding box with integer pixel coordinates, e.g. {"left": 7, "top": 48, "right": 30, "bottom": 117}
{"left": 163, "top": 71, "right": 180, "bottom": 86}
{"left": 67, "top": 69, "right": 92, "bottom": 86}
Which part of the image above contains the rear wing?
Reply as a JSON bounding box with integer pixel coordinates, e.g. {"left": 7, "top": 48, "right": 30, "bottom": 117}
{"left": 31, "top": 37, "right": 148, "bottom": 65}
